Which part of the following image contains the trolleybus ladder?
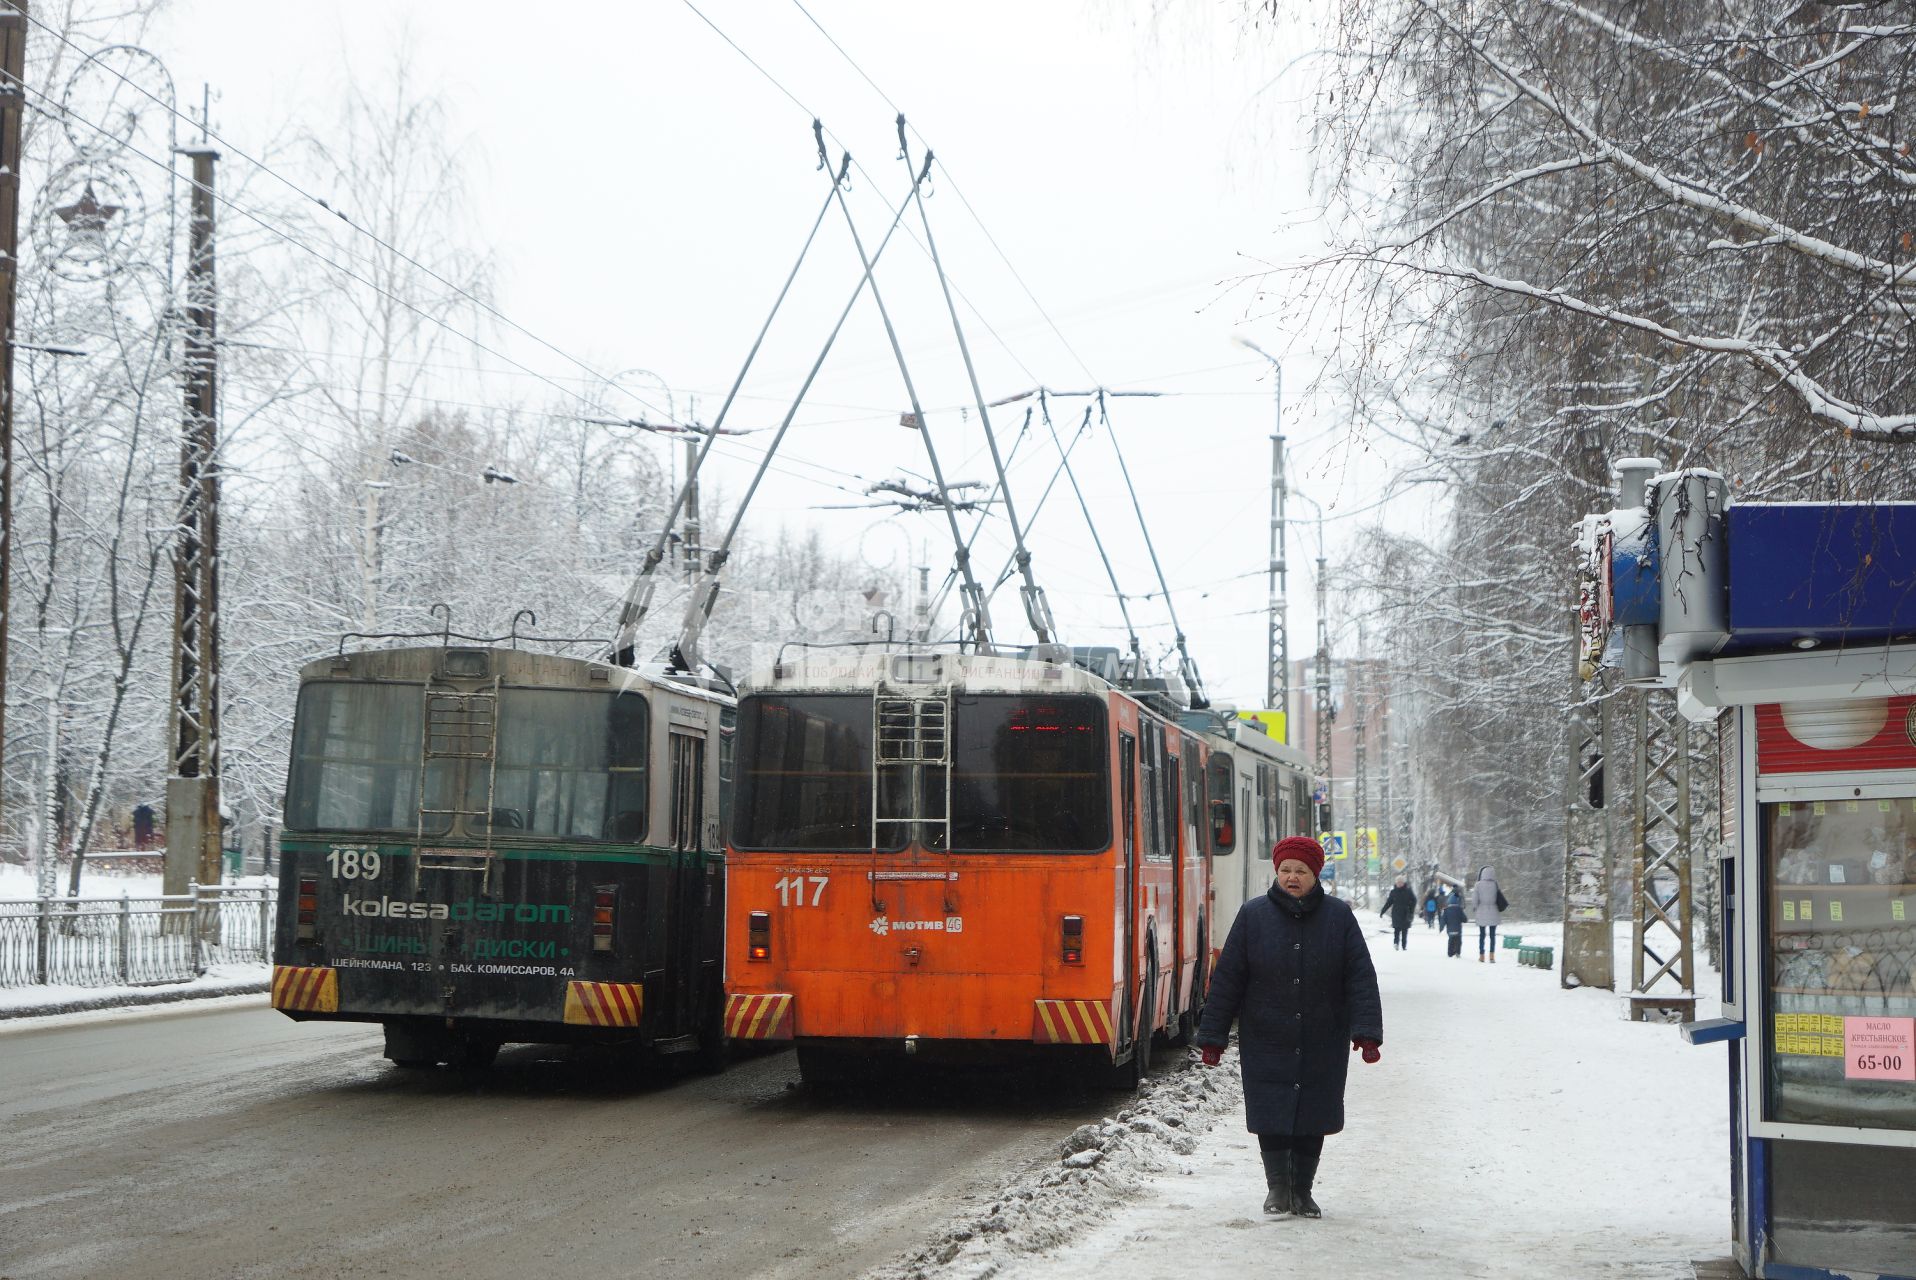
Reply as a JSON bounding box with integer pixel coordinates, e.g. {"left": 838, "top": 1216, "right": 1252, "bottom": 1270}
{"left": 413, "top": 677, "right": 502, "bottom": 893}
{"left": 872, "top": 691, "right": 951, "bottom": 853}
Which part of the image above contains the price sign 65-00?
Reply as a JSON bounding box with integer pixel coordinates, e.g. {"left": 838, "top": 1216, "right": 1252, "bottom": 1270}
{"left": 1843, "top": 1016, "right": 1916, "bottom": 1081}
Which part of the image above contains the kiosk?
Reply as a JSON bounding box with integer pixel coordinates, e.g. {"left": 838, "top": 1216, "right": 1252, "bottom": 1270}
{"left": 1579, "top": 465, "right": 1916, "bottom": 1279}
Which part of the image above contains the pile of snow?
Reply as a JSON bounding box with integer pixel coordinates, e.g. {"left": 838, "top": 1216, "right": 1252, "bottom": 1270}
{"left": 0, "top": 964, "right": 269, "bottom": 1018}
{"left": 0, "top": 862, "right": 166, "bottom": 900}
{"left": 871, "top": 1058, "right": 1243, "bottom": 1280}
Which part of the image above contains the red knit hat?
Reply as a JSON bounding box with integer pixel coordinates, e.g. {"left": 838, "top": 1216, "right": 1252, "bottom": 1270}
{"left": 1272, "top": 835, "right": 1325, "bottom": 877}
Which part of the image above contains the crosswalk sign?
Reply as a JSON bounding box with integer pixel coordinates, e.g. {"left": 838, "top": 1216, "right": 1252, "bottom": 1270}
{"left": 1319, "top": 831, "right": 1347, "bottom": 860}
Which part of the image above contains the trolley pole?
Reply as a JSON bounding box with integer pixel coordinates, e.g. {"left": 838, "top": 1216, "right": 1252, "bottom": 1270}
{"left": 166, "top": 142, "right": 223, "bottom": 903}
{"left": 0, "top": 5, "right": 24, "bottom": 841}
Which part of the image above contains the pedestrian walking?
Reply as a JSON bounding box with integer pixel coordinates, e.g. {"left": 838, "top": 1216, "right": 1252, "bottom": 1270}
{"left": 1441, "top": 889, "right": 1467, "bottom": 958}
{"left": 1380, "top": 875, "right": 1418, "bottom": 951}
{"left": 1421, "top": 886, "right": 1439, "bottom": 930}
{"left": 1470, "top": 865, "right": 1507, "bottom": 962}
{"left": 1196, "top": 835, "right": 1384, "bottom": 1219}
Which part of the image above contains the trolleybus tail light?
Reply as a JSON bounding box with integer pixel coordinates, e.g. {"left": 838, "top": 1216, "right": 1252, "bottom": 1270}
{"left": 1062, "top": 914, "right": 1084, "bottom": 964}
{"left": 296, "top": 877, "right": 319, "bottom": 943}
{"left": 592, "top": 885, "right": 617, "bottom": 953}
{"left": 748, "top": 911, "right": 771, "bottom": 961}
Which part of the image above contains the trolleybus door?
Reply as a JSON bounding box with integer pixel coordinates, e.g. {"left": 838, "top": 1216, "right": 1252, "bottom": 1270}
{"left": 670, "top": 730, "right": 707, "bottom": 1033}
{"left": 1165, "top": 742, "right": 1186, "bottom": 1025}
{"left": 1119, "top": 731, "right": 1138, "bottom": 1052}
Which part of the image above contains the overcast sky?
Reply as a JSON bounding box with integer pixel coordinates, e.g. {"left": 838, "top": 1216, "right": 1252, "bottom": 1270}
{"left": 142, "top": 0, "right": 1434, "bottom": 712}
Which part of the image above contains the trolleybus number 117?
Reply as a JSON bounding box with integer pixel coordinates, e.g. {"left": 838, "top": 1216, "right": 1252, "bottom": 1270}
{"left": 326, "top": 848, "right": 382, "bottom": 880}
{"left": 775, "top": 875, "right": 828, "bottom": 907}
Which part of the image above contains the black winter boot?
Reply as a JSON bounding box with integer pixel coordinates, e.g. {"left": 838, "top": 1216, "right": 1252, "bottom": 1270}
{"left": 1292, "top": 1145, "right": 1322, "bottom": 1218}
{"left": 1259, "top": 1148, "right": 1294, "bottom": 1215}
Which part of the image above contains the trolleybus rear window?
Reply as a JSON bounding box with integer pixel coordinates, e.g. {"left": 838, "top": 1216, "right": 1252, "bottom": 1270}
{"left": 733, "top": 695, "right": 895, "bottom": 851}
{"left": 286, "top": 682, "right": 448, "bottom": 835}
{"left": 944, "top": 695, "right": 1108, "bottom": 853}
{"left": 480, "top": 689, "right": 648, "bottom": 842}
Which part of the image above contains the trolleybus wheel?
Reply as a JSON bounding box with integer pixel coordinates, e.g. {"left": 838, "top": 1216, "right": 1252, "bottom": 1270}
{"left": 796, "top": 1044, "right": 864, "bottom": 1089}
{"left": 383, "top": 1020, "right": 449, "bottom": 1068}
{"left": 446, "top": 1037, "right": 500, "bottom": 1071}
{"left": 694, "top": 997, "right": 729, "bottom": 1076}
{"left": 1169, "top": 927, "right": 1206, "bottom": 1047}
{"left": 1106, "top": 957, "right": 1156, "bottom": 1091}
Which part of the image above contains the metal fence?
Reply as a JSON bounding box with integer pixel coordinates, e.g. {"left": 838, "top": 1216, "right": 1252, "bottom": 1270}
{"left": 0, "top": 884, "right": 276, "bottom": 989}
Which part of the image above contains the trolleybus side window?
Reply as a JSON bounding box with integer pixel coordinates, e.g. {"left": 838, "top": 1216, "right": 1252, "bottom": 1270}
{"left": 1258, "top": 764, "right": 1279, "bottom": 847}
{"left": 1207, "top": 753, "right": 1235, "bottom": 853}
{"left": 483, "top": 689, "right": 648, "bottom": 841}
{"left": 1157, "top": 739, "right": 1172, "bottom": 858}
{"left": 945, "top": 695, "right": 1109, "bottom": 853}
{"left": 1121, "top": 733, "right": 1137, "bottom": 860}
{"left": 1141, "top": 724, "right": 1165, "bottom": 861}
{"left": 286, "top": 681, "right": 448, "bottom": 835}
{"left": 671, "top": 732, "right": 705, "bottom": 851}
{"left": 717, "top": 707, "right": 737, "bottom": 836}
{"left": 733, "top": 695, "right": 897, "bottom": 851}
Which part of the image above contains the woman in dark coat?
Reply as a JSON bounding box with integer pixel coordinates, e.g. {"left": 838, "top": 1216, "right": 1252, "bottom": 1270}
{"left": 1196, "top": 835, "right": 1383, "bottom": 1218}
{"left": 1380, "top": 875, "right": 1418, "bottom": 951}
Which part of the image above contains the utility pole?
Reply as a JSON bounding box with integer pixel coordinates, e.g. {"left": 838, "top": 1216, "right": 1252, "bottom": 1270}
{"left": 913, "top": 564, "right": 930, "bottom": 643}
{"left": 1352, "top": 649, "right": 1368, "bottom": 907}
{"left": 682, "top": 436, "right": 702, "bottom": 578}
{"left": 1313, "top": 543, "right": 1333, "bottom": 838}
{"left": 0, "top": 5, "right": 24, "bottom": 842}
{"left": 166, "top": 140, "right": 222, "bottom": 903}
{"left": 1629, "top": 688, "right": 1695, "bottom": 1021}
{"left": 1377, "top": 676, "right": 1394, "bottom": 877}
{"left": 1237, "top": 339, "right": 1289, "bottom": 738}
{"left": 1562, "top": 607, "right": 1615, "bottom": 990}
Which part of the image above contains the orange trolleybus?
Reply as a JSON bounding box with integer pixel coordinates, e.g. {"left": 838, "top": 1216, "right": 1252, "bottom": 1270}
{"left": 721, "top": 645, "right": 1227, "bottom": 1087}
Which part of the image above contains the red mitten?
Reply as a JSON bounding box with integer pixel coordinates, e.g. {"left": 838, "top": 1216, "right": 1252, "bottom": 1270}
{"left": 1352, "top": 1037, "right": 1381, "bottom": 1064}
{"left": 1199, "top": 1044, "right": 1223, "bottom": 1067}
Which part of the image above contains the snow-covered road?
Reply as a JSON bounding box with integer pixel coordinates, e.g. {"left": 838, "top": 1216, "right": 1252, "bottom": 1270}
{"left": 897, "top": 920, "right": 1730, "bottom": 1280}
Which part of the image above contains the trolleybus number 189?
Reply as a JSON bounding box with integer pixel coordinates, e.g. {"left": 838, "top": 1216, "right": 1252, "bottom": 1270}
{"left": 775, "top": 875, "right": 828, "bottom": 907}
{"left": 326, "top": 848, "right": 382, "bottom": 880}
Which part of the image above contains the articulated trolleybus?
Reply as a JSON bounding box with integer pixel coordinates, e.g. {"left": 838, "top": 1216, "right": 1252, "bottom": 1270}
{"left": 723, "top": 643, "right": 1301, "bottom": 1086}
{"left": 271, "top": 644, "right": 732, "bottom": 1069}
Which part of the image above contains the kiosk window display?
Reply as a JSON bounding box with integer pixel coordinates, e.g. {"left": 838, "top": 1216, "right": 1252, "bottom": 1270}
{"left": 1764, "top": 793, "right": 1916, "bottom": 1130}
{"left": 1750, "top": 698, "right": 1916, "bottom": 1274}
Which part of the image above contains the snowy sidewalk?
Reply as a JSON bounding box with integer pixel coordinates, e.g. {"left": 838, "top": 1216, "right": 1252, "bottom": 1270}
{"left": 889, "top": 919, "right": 1730, "bottom": 1280}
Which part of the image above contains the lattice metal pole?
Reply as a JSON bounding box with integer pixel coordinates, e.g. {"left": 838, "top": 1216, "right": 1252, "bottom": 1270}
{"left": 1377, "top": 670, "right": 1394, "bottom": 876}
{"left": 1266, "top": 414, "right": 1288, "bottom": 735}
{"left": 1562, "top": 610, "right": 1614, "bottom": 990}
{"left": 165, "top": 144, "right": 222, "bottom": 908}
{"left": 1313, "top": 548, "right": 1333, "bottom": 837}
{"left": 1352, "top": 654, "right": 1368, "bottom": 905}
{"left": 1629, "top": 688, "right": 1695, "bottom": 1021}
{"left": 0, "top": 6, "right": 23, "bottom": 842}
